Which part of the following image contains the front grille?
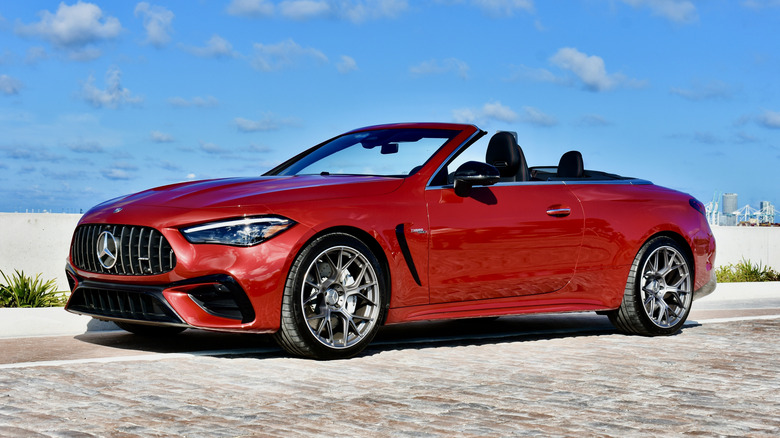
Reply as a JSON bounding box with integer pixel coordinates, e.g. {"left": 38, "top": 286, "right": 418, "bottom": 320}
{"left": 67, "top": 287, "right": 183, "bottom": 324}
{"left": 72, "top": 224, "right": 176, "bottom": 276}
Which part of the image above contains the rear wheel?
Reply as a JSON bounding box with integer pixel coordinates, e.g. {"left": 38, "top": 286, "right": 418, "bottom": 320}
{"left": 115, "top": 321, "right": 186, "bottom": 336}
{"left": 609, "top": 236, "right": 693, "bottom": 336}
{"left": 274, "top": 233, "right": 386, "bottom": 359}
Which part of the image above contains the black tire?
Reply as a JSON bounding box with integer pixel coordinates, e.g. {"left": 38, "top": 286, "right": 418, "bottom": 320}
{"left": 274, "top": 233, "right": 387, "bottom": 359}
{"left": 115, "top": 321, "right": 186, "bottom": 337}
{"left": 608, "top": 236, "right": 694, "bottom": 336}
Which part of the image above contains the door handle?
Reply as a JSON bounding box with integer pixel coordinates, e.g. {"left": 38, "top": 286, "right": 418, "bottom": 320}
{"left": 546, "top": 206, "right": 571, "bottom": 217}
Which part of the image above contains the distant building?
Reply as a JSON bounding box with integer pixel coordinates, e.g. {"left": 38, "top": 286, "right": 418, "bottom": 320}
{"left": 722, "top": 193, "right": 738, "bottom": 215}
{"left": 721, "top": 193, "right": 738, "bottom": 226}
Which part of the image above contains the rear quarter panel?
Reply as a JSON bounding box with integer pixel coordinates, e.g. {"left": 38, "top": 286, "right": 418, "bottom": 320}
{"left": 567, "top": 183, "right": 715, "bottom": 308}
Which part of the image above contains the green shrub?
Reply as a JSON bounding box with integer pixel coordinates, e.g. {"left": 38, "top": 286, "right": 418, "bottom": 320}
{"left": 715, "top": 259, "right": 780, "bottom": 283}
{"left": 0, "top": 270, "right": 67, "bottom": 308}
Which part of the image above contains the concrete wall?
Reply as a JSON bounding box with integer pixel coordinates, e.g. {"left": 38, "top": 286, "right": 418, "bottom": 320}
{"left": 0, "top": 213, "right": 82, "bottom": 291}
{"left": 0, "top": 213, "right": 779, "bottom": 292}
{"left": 711, "top": 225, "right": 780, "bottom": 268}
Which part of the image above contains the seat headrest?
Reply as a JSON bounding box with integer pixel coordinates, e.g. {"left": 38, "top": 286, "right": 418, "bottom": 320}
{"left": 485, "top": 132, "right": 521, "bottom": 179}
{"left": 557, "top": 150, "right": 584, "bottom": 178}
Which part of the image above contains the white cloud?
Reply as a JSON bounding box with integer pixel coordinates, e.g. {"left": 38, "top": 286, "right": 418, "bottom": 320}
{"left": 469, "top": 0, "right": 534, "bottom": 17}
{"left": 235, "top": 117, "right": 276, "bottom": 132}
{"left": 167, "top": 96, "right": 219, "bottom": 108}
{"left": 16, "top": 2, "right": 121, "bottom": 50}
{"left": 693, "top": 131, "right": 723, "bottom": 145}
{"left": 619, "top": 0, "right": 698, "bottom": 23}
{"left": 81, "top": 67, "right": 143, "bottom": 109}
{"left": 410, "top": 58, "right": 469, "bottom": 79}
{"left": 549, "top": 47, "right": 645, "bottom": 92}
{"left": 338, "top": 0, "right": 409, "bottom": 23}
{"left": 578, "top": 114, "right": 612, "bottom": 127}
{"left": 452, "top": 108, "right": 479, "bottom": 124}
{"left": 520, "top": 106, "right": 557, "bottom": 127}
{"left": 251, "top": 39, "right": 328, "bottom": 71}
{"left": 670, "top": 80, "right": 734, "bottom": 101}
{"left": 453, "top": 101, "right": 518, "bottom": 124}
{"left": 758, "top": 110, "right": 780, "bottom": 129}
{"left": 226, "top": 0, "right": 275, "bottom": 17}
{"left": 235, "top": 114, "right": 295, "bottom": 132}
{"left": 226, "top": 0, "right": 408, "bottom": 22}
{"left": 550, "top": 48, "right": 615, "bottom": 92}
{"left": 150, "top": 130, "right": 174, "bottom": 142}
{"left": 735, "top": 132, "right": 758, "bottom": 144}
{"left": 453, "top": 102, "right": 556, "bottom": 127}
{"left": 509, "top": 65, "right": 569, "bottom": 85}
{"left": 279, "top": 0, "right": 331, "bottom": 19}
{"left": 135, "top": 2, "right": 174, "bottom": 48}
{"left": 182, "top": 35, "right": 236, "bottom": 58}
{"left": 0, "top": 75, "right": 23, "bottom": 95}
{"left": 483, "top": 101, "right": 518, "bottom": 123}
{"left": 337, "top": 55, "right": 358, "bottom": 73}
{"left": 67, "top": 140, "right": 104, "bottom": 153}
{"left": 200, "top": 141, "right": 226, "bottom": 154}
{"left": 102, "top": 168, "right": 133, "bottom": 180}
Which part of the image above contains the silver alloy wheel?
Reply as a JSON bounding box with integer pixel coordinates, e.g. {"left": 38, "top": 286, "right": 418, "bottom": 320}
{"left": 639, "top": 245, "right": 692, "bottom": 328}
{"left": 300, "top": 245, "right": 381, "bottom": 349}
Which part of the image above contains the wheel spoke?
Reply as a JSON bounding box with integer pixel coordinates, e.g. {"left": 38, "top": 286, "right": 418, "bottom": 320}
{"left": 351, "top": 314, "right": 373, "bottom": 323}
{"left": 671, "top": 272, "right": 689, "bottom": 288}
{"left": 339, "top": 252, "right": 359, "bottom": 276}
{"left": 303, "top": 288, "right": 321, "bottom": 306}
{"left": 346, "top": 291, "right": 377, "bottom": 308}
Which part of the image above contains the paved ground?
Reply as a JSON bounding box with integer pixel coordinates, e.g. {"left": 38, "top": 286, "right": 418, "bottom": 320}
{"left": 1, "top": 304, "right": 779, "bottom": 437}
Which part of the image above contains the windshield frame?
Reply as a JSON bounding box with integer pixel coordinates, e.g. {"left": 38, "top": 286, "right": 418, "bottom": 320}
{"left": 264, "top": 126, "right": 462, "bottom": 178}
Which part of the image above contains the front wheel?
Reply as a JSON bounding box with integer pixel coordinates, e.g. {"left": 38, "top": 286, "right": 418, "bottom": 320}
{"left": 608, "top": 236, "right": 694, "bottom": 336}
{"left": 274, "top": 233, "right": 387, "bottom": 359}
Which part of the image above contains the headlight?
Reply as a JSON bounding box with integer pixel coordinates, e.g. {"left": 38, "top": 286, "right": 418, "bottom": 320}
{"left": 181, "top": 216, "right": 295, "bottom": 246}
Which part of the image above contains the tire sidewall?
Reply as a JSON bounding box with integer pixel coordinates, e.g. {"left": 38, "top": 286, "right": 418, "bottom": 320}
{"left": 285, "top": 233, "right": 387, "bottom": 359}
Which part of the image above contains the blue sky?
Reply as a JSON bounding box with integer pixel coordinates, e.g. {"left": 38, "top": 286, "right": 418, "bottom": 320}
{"left": 0, "top": 0, "right": 778, "bottom": 213}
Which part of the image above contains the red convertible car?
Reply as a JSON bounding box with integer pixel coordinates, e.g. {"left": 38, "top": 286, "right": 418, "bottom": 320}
{"left": 65, "top": 123, "right": 716, "bottom": 359}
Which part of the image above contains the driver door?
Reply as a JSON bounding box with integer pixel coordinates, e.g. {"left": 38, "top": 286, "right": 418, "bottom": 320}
{"left": 425, "top": 182, "right": 584, "bottom": 303}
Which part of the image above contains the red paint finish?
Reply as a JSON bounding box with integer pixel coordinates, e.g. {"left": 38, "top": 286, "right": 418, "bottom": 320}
{"left": 65, "top": 122, "right": 716, "bottom": 336}
{"left": 426, "top": 184, "right": 584, "bottom": 302}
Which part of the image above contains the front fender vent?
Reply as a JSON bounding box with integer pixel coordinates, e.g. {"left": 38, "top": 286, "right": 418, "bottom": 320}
{"left": 71, "top": 224, "right": 176, "bottom": 276}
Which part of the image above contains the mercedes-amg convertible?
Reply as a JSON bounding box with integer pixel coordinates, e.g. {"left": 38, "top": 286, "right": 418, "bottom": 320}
{"left": 65, "top": 123, "right": 717, "bottom": 359}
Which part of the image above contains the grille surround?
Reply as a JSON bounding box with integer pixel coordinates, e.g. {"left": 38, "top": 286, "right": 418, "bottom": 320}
{"left": 72, "top": 224, "right": 176, "bottom": 276}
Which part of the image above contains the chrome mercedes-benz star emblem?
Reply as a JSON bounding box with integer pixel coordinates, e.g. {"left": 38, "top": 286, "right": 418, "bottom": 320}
{"left": 96, "top": 231, "right": 119, "bottom": 269}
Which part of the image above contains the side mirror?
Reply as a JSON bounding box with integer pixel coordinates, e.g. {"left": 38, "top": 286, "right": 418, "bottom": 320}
{"left": 453, "top": 161, "right": 500, "bottom": 197}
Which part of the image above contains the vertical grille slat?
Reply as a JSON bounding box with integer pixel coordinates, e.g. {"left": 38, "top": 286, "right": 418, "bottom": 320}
{"left": 127, "top": 227, "right": 136, "bottom": 275}
{"left": 119, "top": 226, "right": 127, "bottom": 275}
{"left": 147, "top": 232, "right": 154, "bottom": 274}
{"left": 71, "top": 224, "right": 176, "bottom": 276}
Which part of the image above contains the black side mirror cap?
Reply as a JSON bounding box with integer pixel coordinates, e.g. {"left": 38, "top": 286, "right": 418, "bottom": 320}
{"left": 453, "top": 161, "right": 500, "bottom": 197}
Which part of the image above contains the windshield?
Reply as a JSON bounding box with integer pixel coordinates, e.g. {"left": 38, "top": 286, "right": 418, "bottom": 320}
{"left": 271, "top": 128, "right": 458, "bottom": 177}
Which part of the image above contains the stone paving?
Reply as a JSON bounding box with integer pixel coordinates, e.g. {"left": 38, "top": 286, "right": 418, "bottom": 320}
{"left": 1, "top": 317, "right": 779, "bottom": 437}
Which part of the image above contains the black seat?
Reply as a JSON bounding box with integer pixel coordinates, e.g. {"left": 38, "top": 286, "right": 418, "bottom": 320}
{"left": 557, "top": 150, "right": 584, "bottom": 178}
{"left": 485, "top": 132, "right": 529, "bottom": 182}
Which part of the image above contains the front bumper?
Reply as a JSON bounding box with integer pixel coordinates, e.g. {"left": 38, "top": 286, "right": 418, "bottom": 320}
{"left": 65, "top": 264, "right": 258, "bottom": 330}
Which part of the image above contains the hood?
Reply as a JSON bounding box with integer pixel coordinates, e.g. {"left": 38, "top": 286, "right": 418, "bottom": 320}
{"left": 89, "top": 175, "right": 405, "bottom": 213}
